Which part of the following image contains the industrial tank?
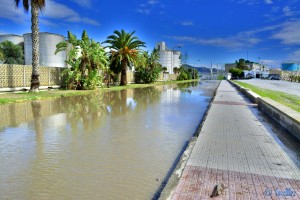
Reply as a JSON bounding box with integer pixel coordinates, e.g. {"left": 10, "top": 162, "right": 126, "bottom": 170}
{"left": 24, "top": 32, "right": 66, "bottom": 67}
{"left": 0, "top": 34, "right": 24, "bottom": 45}
{"left": 173, "top": 50, "right": 181, "bottom": 69}
{"left": 281, "top": 63, "right": 299, "bottom": 71}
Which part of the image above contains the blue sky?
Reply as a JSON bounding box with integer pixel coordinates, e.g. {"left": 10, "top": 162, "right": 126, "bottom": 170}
{"left": 0, "top": 0, "right": 300, "bottom": 69}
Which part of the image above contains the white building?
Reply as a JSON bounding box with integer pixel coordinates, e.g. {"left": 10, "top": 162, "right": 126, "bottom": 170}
{"left": 155, "top": 42, "right": 181, "bottom": 74}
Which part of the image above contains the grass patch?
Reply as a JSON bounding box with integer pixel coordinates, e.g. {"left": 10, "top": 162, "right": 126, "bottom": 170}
{"left": 0, "top": 79, "right": 199, "bottom": 105}
{"left": 233, "top": 81, "right": 300, "bottom": 112}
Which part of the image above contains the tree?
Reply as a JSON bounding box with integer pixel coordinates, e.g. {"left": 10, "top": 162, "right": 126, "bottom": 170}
{"left": 229, "top": 67, "right": 243, "bottom": 77}
{"left": 173, "top": 67, "right": 179, "bottom": 74}
{"left": 55, "top": 30, "right": 108, "bottom": 90}
{"left": 104, "top": 29, "right": 146, "bottom": 86}
{"left": 0, "top": 40, "right": 24, "bottom": 64}
{"left": 134, "top": 49, "right": 162, "bottom": 83}
{"left": 176, "top": 66, "right": 199, "bottom": 81}
{"left": 162, "top": 67, "right": 168, "bottom": 73}
{"left": 0, "top": 49, "right": 4, "bottom": 62}
{"left": 15, "top": 0, "right": 46, "bottom": 92}
{"left": 235, "top": 58, "right": 249, "bottom": 70}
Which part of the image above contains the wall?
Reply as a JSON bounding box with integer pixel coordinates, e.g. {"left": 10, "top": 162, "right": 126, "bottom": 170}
{"left": 0, "top": 64, "right": 61, "bottom": 88}
{"left": 0, "top": 66, "right": 177, "bottom": 90}
{"left": 126, "top": 70, "right": 178, "bottom": 83}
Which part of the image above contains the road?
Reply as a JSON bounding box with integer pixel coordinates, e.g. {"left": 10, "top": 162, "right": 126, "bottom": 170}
{"left": 238, "top": 79, "right": 300, "bottom": 97}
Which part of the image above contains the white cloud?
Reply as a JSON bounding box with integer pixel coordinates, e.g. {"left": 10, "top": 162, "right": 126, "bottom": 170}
{"left": 41, "top": 1, "right": 79, "bottom": 20}
{"left": 137, "top": 4, "right": 151, "bottom": 15}
{"left": 82, "top": 18, "right": 100, "bottom": 26}
{"left": 0, "top": 1, "right": 100, "bottom": 27}
{"left": 282, "top": 6, "right": 293, "bottom": 16}
{"left": 148, "top": 0, "right": 159, "bottom": 5}
{"left": 0, "top": 1, "right": 30, "bottom": 23}
{"left": 179, "top": 20, "right": 194, "bottom": 26}
{"left": 272, "top": 21, "right": 300, "bottom": 44}
{"left": 169, "top": 33, "right": 260, "bottom": 49}
{"left": 136, "top": 0, "right": 162, "bottom": 15}
{"left": 264, "top": 0, "right": 273, "bottom": 4}
{"left": 288, "top": 49, "right": 300, "bottom": 62}
{"left": 260, "top": 59, "right": 281, "bottom": 68}
{"left": 39, "top": 19, "right": 58, "bottom": 27}
{"left": 70, "top": 0, "right": 92, "bottom": 8}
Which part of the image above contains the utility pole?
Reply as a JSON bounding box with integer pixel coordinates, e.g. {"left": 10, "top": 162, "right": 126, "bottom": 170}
{"left": 211, "top": 61, "right": 213, "bottom": 79}
{"left": 197, "top": 59, "right": 202, "bottom": 79}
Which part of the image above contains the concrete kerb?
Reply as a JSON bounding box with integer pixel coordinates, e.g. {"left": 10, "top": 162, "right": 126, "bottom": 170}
{"left": 229, "top": 80, "right": 260, "bottom": 103}
{"left": 158, "top": 137, "right": 197, "bottom": 200}
{"left": 228, "top": 80, "right": 300, "bottom": 140}
{"left": 258, "top": 97, "right": 300, "bottom": 140}
{"left": 0, "top": 85, "right": 60, "bottom": 93}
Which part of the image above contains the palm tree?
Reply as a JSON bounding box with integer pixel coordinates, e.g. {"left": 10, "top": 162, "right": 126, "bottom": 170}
{"left": 104, "top": 30, "right": 145, "bottom": 86}
{"left": 15, "top": 0, "right": 45, "bottom": 92}
{"left": 55, "top": 30, "right": 108, "bottom": 90}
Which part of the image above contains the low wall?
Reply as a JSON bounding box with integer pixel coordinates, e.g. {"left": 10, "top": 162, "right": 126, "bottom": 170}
{"left": 0, "top": 65, "right": 178, "bottom": 90}
{"left": 0, "top": 64, "right": 61, "bottom": 89}
{"left": 229, "top": 80, "right": 300, "bottom": 140}
{"left": 126, "top": 71, "right": 178, "bottom": 83}
{"left": 258, "top": 97, "right": 300, "bottom": 140}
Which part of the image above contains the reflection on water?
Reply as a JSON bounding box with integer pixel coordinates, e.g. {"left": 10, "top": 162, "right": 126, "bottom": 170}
{"left": 0, "top": 81, "right": 219, "bottom": 200}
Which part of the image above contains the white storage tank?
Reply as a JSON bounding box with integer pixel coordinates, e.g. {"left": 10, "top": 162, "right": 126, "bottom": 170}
{"left": 173, "top": 50, "right": 181, "bottom": 69}
{"left": 0, "top": 34, "right": 24, "bottom": 45}
{"left": 24, "top": 32, "right": 66, "bottom": 67}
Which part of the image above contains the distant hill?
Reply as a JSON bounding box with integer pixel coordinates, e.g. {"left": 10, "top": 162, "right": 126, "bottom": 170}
{"left": 182, "top": 64, "right": 213, "bottom": 74}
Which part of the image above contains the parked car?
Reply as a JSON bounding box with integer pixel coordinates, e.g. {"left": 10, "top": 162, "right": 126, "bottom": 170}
{"left": 245, "top": 73, "right": 253, "bottom": 79}
{"left": 269, "top": 75, "right": 281, "bottom": 80}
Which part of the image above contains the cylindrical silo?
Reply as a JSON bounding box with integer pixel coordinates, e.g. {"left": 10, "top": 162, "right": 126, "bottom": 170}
{"left": 0, "top": 34, "right": 24, "bottom": 45}
{"left": 24, "top": 32, "right": 66, "bottom": 67}
{"left": 173, "top": 50, "right": 181, "bottom": 70}
{"left": 281, "top": 63, "right": 299, "bottom": 71}
{"left": 159, "top": 50, "right": 173, "bottom": 74}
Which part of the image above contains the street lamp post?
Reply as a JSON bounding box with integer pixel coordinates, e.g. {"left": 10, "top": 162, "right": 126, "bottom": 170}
{"left": 197, "top": 60, "right": 202, "bottom": 79}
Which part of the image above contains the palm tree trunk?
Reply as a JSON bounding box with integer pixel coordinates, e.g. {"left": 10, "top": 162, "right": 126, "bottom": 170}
{"left": 120, "top": 60, "right": 127, "bottom": 86}
{"left": 30, "top": 1, "right": 40, "bottom": 92}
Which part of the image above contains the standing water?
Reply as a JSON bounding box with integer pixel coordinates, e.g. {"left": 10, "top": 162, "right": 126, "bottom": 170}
{"left": 0, "top": 81, "right": 219, "bottom": 199}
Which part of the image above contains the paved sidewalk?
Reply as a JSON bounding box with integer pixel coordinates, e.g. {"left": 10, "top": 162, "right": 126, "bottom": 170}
{"left": 171, "top": 80, "right": 300, "bottom": 200}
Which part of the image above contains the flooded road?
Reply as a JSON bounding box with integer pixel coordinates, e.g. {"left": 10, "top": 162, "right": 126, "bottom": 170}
{"left": 0, "top": 81, "right": 219, "bottom": 200}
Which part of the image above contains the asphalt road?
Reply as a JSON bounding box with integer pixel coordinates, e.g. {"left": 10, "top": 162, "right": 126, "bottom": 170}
{"left": 238, "top": 79, "right": 300, "bottom": 97}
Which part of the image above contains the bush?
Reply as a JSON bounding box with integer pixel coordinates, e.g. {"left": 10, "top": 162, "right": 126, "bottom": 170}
{"left": 135, "top": 66, "right": 161, "bottom": 83}
{"left": 0, "top": 40, "right": 24, "bottom": 64}
{"left": 177, "top": 71, "right": 189, "bottom": 80}
{"left": 229, "top": 68, "right": 243, "bottom": 78}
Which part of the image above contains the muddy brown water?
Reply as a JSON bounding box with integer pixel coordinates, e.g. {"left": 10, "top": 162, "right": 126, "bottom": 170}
{"left": 0, "top": 81, "right": 220, "bottom": 199}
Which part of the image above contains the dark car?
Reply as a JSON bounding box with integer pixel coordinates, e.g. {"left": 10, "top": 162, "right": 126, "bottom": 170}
{"left": 245, "top": 74, "right": 253, "bottom": 79}
{"left": 269, "top": 75, "right": 281, "bottom": 80}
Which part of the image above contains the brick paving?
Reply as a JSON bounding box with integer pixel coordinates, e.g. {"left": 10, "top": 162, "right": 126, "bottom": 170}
{"left": 171, "top": 81, "right": 300, "bottom": 200}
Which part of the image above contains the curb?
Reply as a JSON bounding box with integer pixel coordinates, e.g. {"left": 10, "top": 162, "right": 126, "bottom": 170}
{"left": 229, "top": 80, "right": 300, "bottom": 140}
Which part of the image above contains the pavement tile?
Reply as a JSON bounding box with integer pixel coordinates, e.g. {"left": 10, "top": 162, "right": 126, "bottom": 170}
{"left": 170, "top": 81, "right": 300, "bottom": 200}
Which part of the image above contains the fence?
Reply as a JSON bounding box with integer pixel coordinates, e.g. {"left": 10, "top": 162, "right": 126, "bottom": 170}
{"left": 0, "top": 64, "right": 179, "bottom": 90}
{"left": 0, "top": 64, "right": 61, "bottom": 88}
